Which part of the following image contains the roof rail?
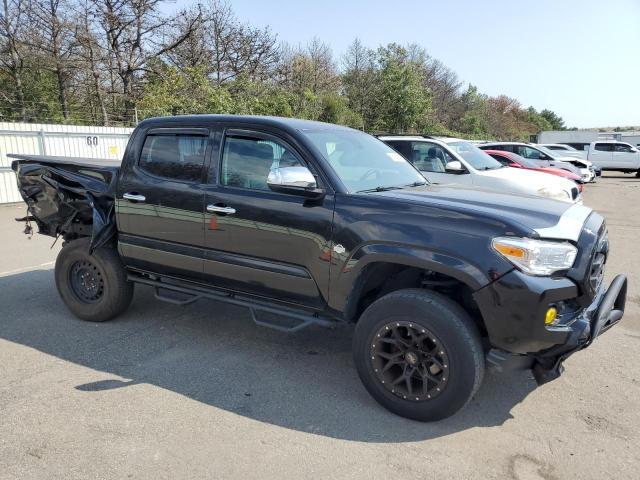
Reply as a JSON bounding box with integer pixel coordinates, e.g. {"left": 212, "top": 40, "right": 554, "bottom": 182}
{"left": 372, "top": 133, "right": 445, "bottom": 139}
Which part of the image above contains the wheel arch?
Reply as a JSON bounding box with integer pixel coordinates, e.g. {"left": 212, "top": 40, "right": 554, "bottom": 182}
{"left": 337, "top": 245, "right": 491, "bottom": 333}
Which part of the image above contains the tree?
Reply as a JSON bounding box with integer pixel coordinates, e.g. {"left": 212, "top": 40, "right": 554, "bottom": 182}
{"left": 374, "top": 43, "right": 432, "bottom": 132}
{"left": 0, "top": 0, "right": 29, "bottom": 120}
{"left": 74, "top": 0, "right": 110, "bottom": 124}
{"left": 201, "top": 0, "right": 278, "bottom": 85}
{"left": 0, "top": 1, "right": 569, "bottom": 138}
{"left": 276, "top": 38, "right": 340, "bottom": 120}
{"left": 540, "top": 109, "right": 565, "bottom": 130}
{"left": 342, "top": 38, "right": 376, "bottom": 130}
{"left": 29, "top": 0, "right": 76, "bottom": 120}
{"left": 91, "top": 0, "right": 201, "bottom": 118}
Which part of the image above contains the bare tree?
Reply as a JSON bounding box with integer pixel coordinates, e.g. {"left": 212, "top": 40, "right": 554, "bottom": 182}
{"left": 164, "top": 4, "right": 208, "bottom": 72}
{"left": 202, "top": 0, "right": 278, "bottom": 85}
{"left": 74, "top": 0, "right": 109, "bottom": 124}
{"left": 29, "top": 0, "right": 76, "bottom": 119}
{"left": 342, "top": 37, "right": 377, "bottom": 129}
{"left": 306, "top": 37, "right": 338, "bottom": 93}
{"left": 91, "top": 0, "right": 201, "bottom": 117}
{"left": 0, "top": 0, "right": 28, "bottom": 121}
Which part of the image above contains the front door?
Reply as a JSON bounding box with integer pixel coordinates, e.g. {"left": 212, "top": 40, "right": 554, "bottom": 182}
{"left": 202, "top": 127, "right": 335, "bottom": 308}
{"left": 117, "top": 126, "right": 212, "bottom": 279}
{"left": 612, "top": 143, "right": 637, "bottom": 169}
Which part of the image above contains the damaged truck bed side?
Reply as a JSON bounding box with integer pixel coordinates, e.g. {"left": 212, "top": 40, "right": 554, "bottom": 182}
{"left": 10, "top": 114, "right": 627, "bottom": 422}
{"left": 11, "top": 155, "right": 121, "bottom": 252}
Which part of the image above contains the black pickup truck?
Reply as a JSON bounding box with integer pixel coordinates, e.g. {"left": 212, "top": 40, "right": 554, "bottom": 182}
{"left": 11, "top": 115, "right": 627, "bottom": 421}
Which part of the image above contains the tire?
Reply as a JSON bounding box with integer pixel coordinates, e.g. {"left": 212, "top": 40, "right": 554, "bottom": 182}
{"left": 636, "top": 170, "right": 640, "bottom": 178}
{"left": 54, "top": 237, "right": 134, "bottom": 322}
{"left": 353, "top": 288, "right": 484, "bottom": 421}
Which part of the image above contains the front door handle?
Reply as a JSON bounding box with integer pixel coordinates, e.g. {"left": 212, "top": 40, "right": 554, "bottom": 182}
{"left": 123, "top": 193, "right": 146, "bottom": 202}
{"left": 207, "top": 204, "right": 236, "bottom": 215}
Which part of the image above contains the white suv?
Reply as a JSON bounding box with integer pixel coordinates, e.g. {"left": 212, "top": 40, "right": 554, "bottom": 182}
{"left": 379, "top": 136, "right": 582, "bottom": 203}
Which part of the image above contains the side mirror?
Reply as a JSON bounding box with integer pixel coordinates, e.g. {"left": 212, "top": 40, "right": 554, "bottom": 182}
{"left": 509, "top": 162, "right": 521, "bottom": 168}
{"left": 445, "top": 160, "right": 465, "bottom": 174}
{"left": 267, "top": 166, "right": 325, "bottom": 199}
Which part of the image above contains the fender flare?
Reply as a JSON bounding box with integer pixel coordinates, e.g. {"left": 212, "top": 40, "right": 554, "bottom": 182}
{"left": 330, "top": 243, "right": 494, "bottom": 319}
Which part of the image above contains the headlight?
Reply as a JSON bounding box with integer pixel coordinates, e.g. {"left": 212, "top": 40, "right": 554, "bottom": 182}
{"left": 492, "top": 237, "right": 578, "bottom": 275}
{"left": 537, "top": 187, "right": 571, "bottom": 201}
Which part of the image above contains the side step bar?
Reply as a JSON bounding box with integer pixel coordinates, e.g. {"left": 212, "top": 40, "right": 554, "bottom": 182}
{"left": 128, "top": 273, "right": 337, "bottom": 333}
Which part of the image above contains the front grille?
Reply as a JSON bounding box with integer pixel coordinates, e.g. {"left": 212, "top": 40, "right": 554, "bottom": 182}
{"left": 588, "top": 230, "right": 608, "bottom": 292}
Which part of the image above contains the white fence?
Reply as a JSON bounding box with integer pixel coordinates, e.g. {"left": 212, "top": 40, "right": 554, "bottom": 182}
{"left": 0, "top": 122, "right": 133, "bottom": 204}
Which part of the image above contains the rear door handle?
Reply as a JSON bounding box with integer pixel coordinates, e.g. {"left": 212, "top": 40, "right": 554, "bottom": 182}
{"left": 207, "top": 204, "right": 236, "bottom": 215}
{"left": 123, "top": 193, "right": 146, "bottom": 202}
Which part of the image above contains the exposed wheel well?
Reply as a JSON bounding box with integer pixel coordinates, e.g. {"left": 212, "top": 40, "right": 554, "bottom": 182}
{"left": 348, "top": 262, "right": 487, "bottom": 337}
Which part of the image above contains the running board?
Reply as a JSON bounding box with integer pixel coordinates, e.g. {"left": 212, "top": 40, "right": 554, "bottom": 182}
{"left": 128, "top": 273, "right": 337, "bottom": 333}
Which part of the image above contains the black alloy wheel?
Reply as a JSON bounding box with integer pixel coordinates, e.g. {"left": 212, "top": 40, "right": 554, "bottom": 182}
{"left": 370, "top": 321, "right": 449, "bottom": 401}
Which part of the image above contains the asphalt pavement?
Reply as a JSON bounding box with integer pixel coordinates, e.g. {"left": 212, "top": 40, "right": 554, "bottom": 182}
{"left": 1, "top": 173, "right": 639, "bottom": 479}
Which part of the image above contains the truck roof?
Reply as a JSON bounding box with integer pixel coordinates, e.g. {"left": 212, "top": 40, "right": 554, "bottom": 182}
{"left": 138, "top": 114, "right": 355, "bottom": 133}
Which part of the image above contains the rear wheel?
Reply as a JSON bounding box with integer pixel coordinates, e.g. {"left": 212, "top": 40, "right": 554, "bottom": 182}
{"left": 353, "top": 288, "right": 484, "bottom": 421}
{"left": 55, "top": 238, "right": 133, "bottom": 322}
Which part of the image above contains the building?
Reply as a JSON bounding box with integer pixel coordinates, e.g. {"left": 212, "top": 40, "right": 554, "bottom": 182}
{"left": 537, "top": 130, "right": 640, "bottom": 147}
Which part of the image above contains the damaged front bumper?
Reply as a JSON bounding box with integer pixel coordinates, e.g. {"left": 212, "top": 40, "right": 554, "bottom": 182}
{"left": 531, "top": 274, "right": 627, "bottom": 384}
{"left": 484, "top": 274, "right": 628, "bottom": 384}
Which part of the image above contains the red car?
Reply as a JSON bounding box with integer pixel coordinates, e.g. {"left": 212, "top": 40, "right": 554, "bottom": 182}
{"left": 485, "top": 149, "right": 584, "bottom": 192}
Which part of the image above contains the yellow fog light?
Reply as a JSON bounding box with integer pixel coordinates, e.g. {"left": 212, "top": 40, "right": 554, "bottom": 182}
{"left": 545, "top": 307, "right": 558, "bottom": 326}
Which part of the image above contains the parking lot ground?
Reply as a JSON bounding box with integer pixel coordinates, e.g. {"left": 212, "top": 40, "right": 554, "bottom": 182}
{"left": 1, "top": 173, "right": 639, "bottom": 480}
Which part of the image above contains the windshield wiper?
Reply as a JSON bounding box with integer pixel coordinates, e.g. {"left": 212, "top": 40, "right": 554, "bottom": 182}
{"left": 356, "top": 185, "right": 404, "bottom": 193}
{"left": 404, "top": 181, "right": 428, "bottom": 187}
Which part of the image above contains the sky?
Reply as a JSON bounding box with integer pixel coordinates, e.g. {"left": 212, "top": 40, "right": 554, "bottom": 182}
{"left": 170, "top": 0, "right": 640, "bottom": 128}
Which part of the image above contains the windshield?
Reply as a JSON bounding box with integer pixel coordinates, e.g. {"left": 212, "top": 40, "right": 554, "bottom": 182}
{"left": 511, "top": 155, "right": 543, "bottom": 169}
{"left": 447, "top": 141, "right": 503, "bottom": 170}
{"left": 531, "top": 159, "right": 553, "bottom": 168}
{"left": 536, "top": 146, "right": 559, "bottom": 159}
{"left": 301, "top": 129, "right": 427, "bottom": 192}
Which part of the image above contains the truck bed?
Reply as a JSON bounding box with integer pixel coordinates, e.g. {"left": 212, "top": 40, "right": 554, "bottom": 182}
{"left": 10, "top": 154, "right": 121, "bottom": 252}
{"left": 9, "top": 154, "right": 122, "bottom": 168}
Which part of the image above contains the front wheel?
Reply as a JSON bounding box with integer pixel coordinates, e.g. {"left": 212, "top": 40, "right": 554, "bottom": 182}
{"left": 353, "top": 288, "right": 484, "bottom": 421}
{"left": 55, "top": 238, "right": 134, "bottom": 322}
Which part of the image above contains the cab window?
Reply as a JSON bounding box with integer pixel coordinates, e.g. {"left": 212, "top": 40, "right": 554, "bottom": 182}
{"left": 139, "top": 134, "right": 207, "bottom": 182}
{"left": 614, "top": 143, "right": 634, "bottom": 153}
{"left": 221, "top": 135, "right": 303, "bottom": 190}
{"left": 595, "top": 143, "right": 614, "bottom": 152}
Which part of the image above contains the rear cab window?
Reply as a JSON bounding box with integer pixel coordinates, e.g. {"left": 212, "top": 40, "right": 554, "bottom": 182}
{"left": 594, "top": 143, "right": 614, "bottom": 152}
{"left": 139, "top": 131, "right": 208, "bottom": 182}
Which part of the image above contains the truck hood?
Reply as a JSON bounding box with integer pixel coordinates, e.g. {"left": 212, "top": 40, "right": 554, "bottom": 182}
{"left": 370, "top": 184, "right": 592, "bottom": 241}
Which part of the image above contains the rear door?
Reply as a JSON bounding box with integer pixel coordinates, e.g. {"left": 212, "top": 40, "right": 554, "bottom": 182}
{"left": 116, "top": 126, "right": 213, "bottom": 279}
{"left": 201, "top": 127, "right": 335, "bottom": 308}
{"left": 589, "top": 142, "right": 614, "bottom": 168}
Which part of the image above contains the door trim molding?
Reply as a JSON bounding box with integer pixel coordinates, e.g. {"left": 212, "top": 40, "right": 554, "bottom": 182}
{"left": 119, "top": 234, "right": 312, "bottom": 279}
